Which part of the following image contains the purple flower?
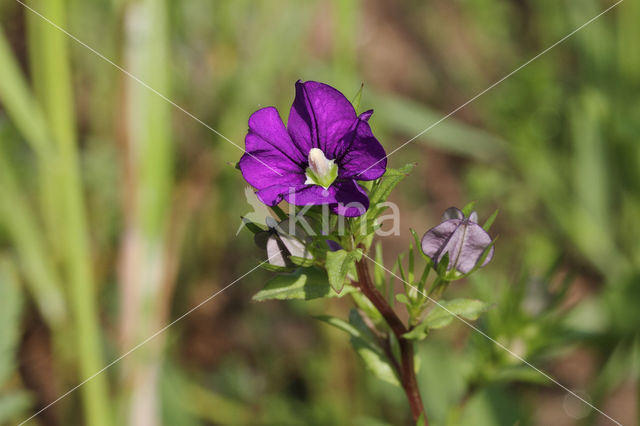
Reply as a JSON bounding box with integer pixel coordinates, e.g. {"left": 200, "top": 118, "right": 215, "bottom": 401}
{"left": 421, "top": 207, "right": 494, "bottom": 275}
{"left": 239, "top": 81, "right": 387, "bottom": 217}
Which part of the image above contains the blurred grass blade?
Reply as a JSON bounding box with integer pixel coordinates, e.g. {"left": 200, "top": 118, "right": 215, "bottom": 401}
{"left": 370, "top": 91, "right": 507, "bottom": 161}
{"left": 118, "top": 0, "right": 174, "bottom": 424}
{"left": 0, "top": 258, "right": 24, "bottom": 385}
{"left": 26, "top": 0, "right": 111, "bottom": 424}
{"left": 617, "top": 0, "right": 640, "bottom": 81}
{"left": 0, "top": 150, "right": 66, "bottom": 326}
{"left": 0, "top": 258, "right": 33, "bottom": 423}
{"left": 0, "top": 29, "right": 50, "bottom": 156}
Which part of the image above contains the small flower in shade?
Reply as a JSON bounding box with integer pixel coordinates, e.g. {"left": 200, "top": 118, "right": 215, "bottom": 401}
{"left": 325, "top": 239, "right": 343, "bottom": 252}
{"left": 238, "top": 80, "right": 387, "bottom": 217}
{"left": 254, "top": 218, "right": 312, "bottom": 267}
{"left": 421, "top": 207, "right": 494, "bottom": 275}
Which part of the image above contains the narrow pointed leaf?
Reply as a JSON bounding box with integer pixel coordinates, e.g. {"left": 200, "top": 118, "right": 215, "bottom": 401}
{"left": 425, "top": 298, "right": 489, "bottom": 330}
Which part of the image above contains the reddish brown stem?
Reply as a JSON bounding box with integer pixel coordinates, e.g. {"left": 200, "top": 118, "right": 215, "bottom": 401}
{"left": 355, "top": 258, "right": 428, "bottom": 425}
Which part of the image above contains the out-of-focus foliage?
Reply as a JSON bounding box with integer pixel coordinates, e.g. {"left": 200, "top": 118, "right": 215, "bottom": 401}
{"left": 0, "top": 0, "right": 638, "bottom": 425}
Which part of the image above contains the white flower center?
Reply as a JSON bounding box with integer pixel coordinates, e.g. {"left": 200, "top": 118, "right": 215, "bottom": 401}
{"left": 305, "top": 148, "right": 338, "bottom": 189}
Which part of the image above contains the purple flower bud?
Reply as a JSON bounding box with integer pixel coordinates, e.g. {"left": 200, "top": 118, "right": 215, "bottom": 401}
{"left": 421, "top": 207, "right": 494, "bottom": 275}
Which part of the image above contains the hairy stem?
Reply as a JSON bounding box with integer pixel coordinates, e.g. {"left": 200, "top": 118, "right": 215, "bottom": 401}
{"left": 355, "top": 258, "right": 427, "bottom": 425}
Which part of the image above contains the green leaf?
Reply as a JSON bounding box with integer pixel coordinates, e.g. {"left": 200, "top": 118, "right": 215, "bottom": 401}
{"left": 410, "top": 228, "right": 432, "bottom": 264}
{"left": 425, "top": 299, "right": 489, "bottom": 330}
{"left": 253, "top": 268, "right": 354, "bottom": 301}
{"left": 326, "top": 249, "right": 359, "bottom": 292}
{"left": 408, "top": 242, "right": 415, "bottom": 283}
{"left": 288, "top": 255, "right": 314, "bottom": 267}
{"left": 270, "top": 204, "right": 288, "bottom": 221}
{"left": 316, "top": 315, "right": 363, "bottom": 339}
{"left": 368, "top": 163, "right": 415, "bottom": 207}
{"left": 404, "top": 298, "right": 489, "bottom": 340}
{"left": 395, "top": 294, "right": 411, "bottom": 305}
{"left": 350, "top": 339, "right": 400, "bottom": 386}
{"left": 350, "top": 82, "right": 364, "bottom": 112}
{"left": 316, "top": 312, "right": 400, "bottom": 386}
{"left": 436, "top": 252, "right": 450, "bottom": 277}
{"left": 461, "top": 201, "right": 476, "bottom": 218}
{"left": 492, "top": 365, "right": 551, "bottom": 385}
{"left": 259, "top": 263, "right": 294, "bottom": 273}
{"left": 403, "top": 321, "right": 430, "bottom": 341}
{"left": 239, "top": 217, "right": 266, "bottom": 234}
{"left": 482, "top": 209, "right": 499, "bottom": 231}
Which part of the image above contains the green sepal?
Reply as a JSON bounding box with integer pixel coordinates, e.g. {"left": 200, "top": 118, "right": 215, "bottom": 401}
{"left": 436, "top": 252, "right": 450, "bottom": 277}
{"left": 305, "top": 159, "right": 338, "bottom": 189}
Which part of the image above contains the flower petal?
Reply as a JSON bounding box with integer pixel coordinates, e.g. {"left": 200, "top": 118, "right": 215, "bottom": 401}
{"left": 281, "top": 179, "right": 369, "bottom": 217}
{"left": 284, "top": 183, "right": 337, "bottom": 206}
{"left": 337, "top": 110, "right": 387, "bottom": 180}
{"left": 239, "top": 107, "right": 305, "bottom": 190}
{"left": 246, "top": 107, "right": 306, "bottom": 164}
{"left": 421, "top": 219, "right": 463, "bottom": 262}
{"left": 421, "top": 219, "right": 494, "bottom": 274}
{"left": 287, "top": 80, "right": 357, "bottom": 155}
{"left": 278, "top": 234, "right": 311, "bottom": 259}
{"left": 442, "top": 207, "right": 464, "bottom": 221}
{"left": 255, "top": 182, "right": 304, "bottom": 206}
{"left": 454, "top": 223, "right": 494, "bottom": 274}
{"left": 266, "top": 236, "right": 290, "bottom": 267}
{"left": 239, "top": 153, "right": 304, "bottom": 191}
{"left": 331, "top": 179, "right": 370, "bottom": 217}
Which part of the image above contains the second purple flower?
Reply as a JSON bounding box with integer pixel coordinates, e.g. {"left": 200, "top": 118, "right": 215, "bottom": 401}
{"left": 239, "top": 80, "right": 387, "bottom": 217}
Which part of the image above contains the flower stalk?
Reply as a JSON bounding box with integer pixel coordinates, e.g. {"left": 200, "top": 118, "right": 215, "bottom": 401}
{"left": 355, "top": 256, "right": 428, "bottom": 425}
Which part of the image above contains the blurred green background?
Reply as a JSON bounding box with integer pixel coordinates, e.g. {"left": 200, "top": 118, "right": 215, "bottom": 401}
{"left": 0, "top": 0, "right": 638, "bottom": 425}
